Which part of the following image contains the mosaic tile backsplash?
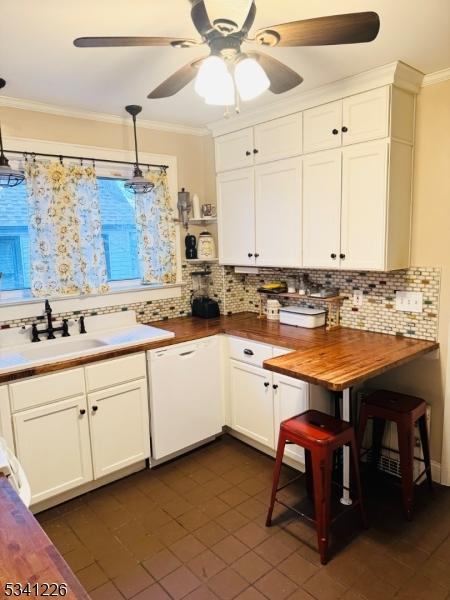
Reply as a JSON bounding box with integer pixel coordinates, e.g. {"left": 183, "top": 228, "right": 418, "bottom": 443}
{"left": 0, "top": 263, "right": 441, "bottom": 342}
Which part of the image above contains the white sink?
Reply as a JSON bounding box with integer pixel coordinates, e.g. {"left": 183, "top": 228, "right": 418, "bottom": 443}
{"left": 20, "top": 338, "right": 107, "bottom": 361}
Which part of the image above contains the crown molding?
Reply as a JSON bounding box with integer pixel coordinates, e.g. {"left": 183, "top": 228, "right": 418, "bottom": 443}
{"left": 208, "top": 60, "right": 424, "bottom": 137}
{"left": 422, "top": 67, "right": 450, "bottom": 87}
{"left": 0, "top": 95, "right": 210, "bottom": 137}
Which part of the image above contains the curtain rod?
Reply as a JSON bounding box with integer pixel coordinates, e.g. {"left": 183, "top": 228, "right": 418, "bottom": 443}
{"left": 6, "top": 149, "right": 169, "bottom": 171}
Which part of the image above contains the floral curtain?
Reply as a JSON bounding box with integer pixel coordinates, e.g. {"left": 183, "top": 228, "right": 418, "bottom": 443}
{"left": 134, "top": 169, "right": 177, "bottom": 284}
{"left": 25, "top": 160, "right": 109, "bottom": 297}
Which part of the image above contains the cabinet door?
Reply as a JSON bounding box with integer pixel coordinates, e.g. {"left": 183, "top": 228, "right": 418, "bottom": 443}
{"left": 303, "top": 100, "right": 342, "bottom": 153}
{"left": 255, "top": 157, "right": 302, "bottom": 267}
{"left": 302, "top": 150, "right": 342, "bottom": 268}
{"left": 217, "top": 168, "right": 255, "bottom": 265}
{"left": 229, "top": 360, "right": 274, "bottom": 448}
{"left": 342, "top": 87, "right": 390, "bottom": 146}
{"left": 215, "top": 128, "right": 254, "bottom": 172}
{"left": 13, "top": 396, "right": 92, "bottom": 504}
{"left": 254, "top": 114, "right": 302, "bottom": 164}
{"left": 273, "top": 374, "right": 309, "bottom": 464}
{"left": 88, "top": 379, "right": 150, "bottom": 479}
{"left": 341, "top": 140, "right": 389, "bottom": 270}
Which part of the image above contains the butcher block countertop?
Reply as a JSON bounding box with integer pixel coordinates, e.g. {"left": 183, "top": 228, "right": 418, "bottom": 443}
{"left": 0, "top": 313, "right": 438, "bottom": 390}
{"left": 0, "top": 477, "right": 89, "bottom": 599}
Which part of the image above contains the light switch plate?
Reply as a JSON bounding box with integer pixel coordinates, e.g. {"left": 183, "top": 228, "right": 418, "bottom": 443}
{"left": 353, "top": 290, "right": 363, "bottom": 307}
{"left": 395, "top": 291, "right": 423, "bottom": 313}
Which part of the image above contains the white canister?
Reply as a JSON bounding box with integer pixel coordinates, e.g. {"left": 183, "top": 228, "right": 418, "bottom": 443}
{"left": 192, "top": 193, "right": 201, "bottom": 219}
{"left": 197, "top": 230, "right": 216, "bottom": 260}
{"left": 266, "top": 298, "right": 280, "bottom": 321}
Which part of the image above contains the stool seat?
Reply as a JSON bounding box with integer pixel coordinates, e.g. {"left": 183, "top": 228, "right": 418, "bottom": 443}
{"left": 357, "top": 390, "right": 432, "bottom": 520}
{"left": 364, "top": 390, "right": 425, "bottom": 414}
{"left": 266, "top": 410, "right": 366, "bottom": 565}
{"left": 281, "top": 410, "right": 352, "bottom": 445}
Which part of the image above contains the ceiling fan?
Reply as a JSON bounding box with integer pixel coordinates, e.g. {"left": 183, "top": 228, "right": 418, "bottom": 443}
{"left": 74, "top": 0, "right": 380, "bottom": 105}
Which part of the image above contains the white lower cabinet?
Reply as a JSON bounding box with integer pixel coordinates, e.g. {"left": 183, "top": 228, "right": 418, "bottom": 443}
{"left": 230, "top": 360, "right": 274, "bottom": 448}
{"left": 273, "top": 374, "right": 309, "bottom": 463}
{"left": 88, "top": 379, "right": 150, "bottom": 479}
{"left": 13, "top": 395, "right": 93, "bottom": 504}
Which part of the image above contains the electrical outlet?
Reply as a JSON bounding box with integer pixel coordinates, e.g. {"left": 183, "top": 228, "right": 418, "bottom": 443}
{"left": 353, "top": 289, "right": 363, "bottom": 307}
{"left": 395, "top": 291, "right": 423, "bottom": 313}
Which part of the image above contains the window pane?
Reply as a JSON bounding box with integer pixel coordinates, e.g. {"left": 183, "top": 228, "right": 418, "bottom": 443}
{"left": 97, "top": 178, "right": 140, "bottom": 281}
{"left": 0, "top": 185, "right": 30, "bottom": 291}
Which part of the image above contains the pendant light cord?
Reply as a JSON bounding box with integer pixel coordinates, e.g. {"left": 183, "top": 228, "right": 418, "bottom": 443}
{"left": 132, "top": 114, "right": 142, "bottom": 175}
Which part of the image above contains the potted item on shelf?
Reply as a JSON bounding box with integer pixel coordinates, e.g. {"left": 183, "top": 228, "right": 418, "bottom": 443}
{"left": 197, "top": 230, "right": 216, "bottom": 260}
{"left": 185, "top": 232, "right": 197, "bottom": 259}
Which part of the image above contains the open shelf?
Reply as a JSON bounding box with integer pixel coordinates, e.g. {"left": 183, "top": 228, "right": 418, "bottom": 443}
{"left": 259, "top": 291, "right": 344, "bottom": 303}
{"left": 174, "top": 218, "right": 217, "bottom": 226}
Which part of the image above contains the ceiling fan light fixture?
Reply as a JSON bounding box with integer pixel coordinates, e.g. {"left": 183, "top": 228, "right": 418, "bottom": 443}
{"left": 234, "top": 57, "right": 270, "bottom": 101}
{"left": 204, "top": 69, "right": 235, "bottom": 105}
{"left": 194, "top": 55, "right": 228, "bottom": 98}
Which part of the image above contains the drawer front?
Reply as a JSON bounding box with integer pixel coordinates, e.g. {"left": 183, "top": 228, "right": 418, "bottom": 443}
{"left": 10, "top": 369, "right": 85, "bottom": 413}
{"left": 85, "top": 352, "right": 146, "bottom": 392}
{"left": 228, "top": 336, "right": 273, "bottom": 367}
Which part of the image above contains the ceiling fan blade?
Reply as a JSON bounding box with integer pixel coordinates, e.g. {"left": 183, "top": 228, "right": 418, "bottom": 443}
{"left": 255, "top": 12, "right": 380, "bottom": 47}
{"left": 248, "top": 52, "right": 303, "bottom": 94}
{"left": 147, "top": 58, "right": 207, "bottom": 99}
{"left": 191, "top": 1, "right": 213, "bottom": 36}
{"left": 74, "top": 36, "right": 199, "bottom": 48}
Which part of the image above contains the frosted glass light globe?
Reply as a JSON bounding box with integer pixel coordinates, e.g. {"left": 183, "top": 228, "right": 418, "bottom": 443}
{"left": 234, "top": 57, "right": 270, "bottom": 101}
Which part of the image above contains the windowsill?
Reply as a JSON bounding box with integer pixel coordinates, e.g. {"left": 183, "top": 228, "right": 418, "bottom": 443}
{"left": 0, "top": 280, "right": 185, "bottom": 323}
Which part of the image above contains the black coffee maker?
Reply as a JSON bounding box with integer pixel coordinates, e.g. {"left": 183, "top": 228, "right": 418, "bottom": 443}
{"left": 191, "top": 271, "right": 220, "bottom": 319}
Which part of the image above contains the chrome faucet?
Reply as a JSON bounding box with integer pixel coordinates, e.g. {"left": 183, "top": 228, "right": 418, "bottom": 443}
{"left": 31, "top": 300, "right": 70, "bottom": 342}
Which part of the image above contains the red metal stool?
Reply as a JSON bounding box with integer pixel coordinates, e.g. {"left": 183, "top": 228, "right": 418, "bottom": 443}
{"left": 357, "top": 390, "right": 432, "bottom": 520}
{"left": 266, "top": 410, "right": 366, "bottom": 565}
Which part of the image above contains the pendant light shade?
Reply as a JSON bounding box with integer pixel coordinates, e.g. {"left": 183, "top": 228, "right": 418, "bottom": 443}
{"left": 234, "top": 57, "right": 270, "bottom": 101}
{"left": 0, "top": 122, "right": 25, "bottom": 188}
{"left": 195, "top": 56, "right": 235, "bottom": 106}
{"left": 124, "top": 105, "right": 154, "bottom": 195}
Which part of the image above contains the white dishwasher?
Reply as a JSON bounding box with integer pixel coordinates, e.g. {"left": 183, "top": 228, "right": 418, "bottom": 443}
{"left": 147, "top": 336, "right": 222, "bottom": 460}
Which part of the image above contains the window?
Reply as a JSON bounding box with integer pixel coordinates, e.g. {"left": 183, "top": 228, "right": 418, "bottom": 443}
{"left": 0, "top": 177, "right": 141, "bottom": 293}
{"left": 97, "top": 178, "right": 140, "bottom": 281}
{"left": 0, "top": 185, "right": 30, "bottom": 291}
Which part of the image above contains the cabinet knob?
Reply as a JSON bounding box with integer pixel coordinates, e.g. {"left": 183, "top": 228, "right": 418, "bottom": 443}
{"left": 342, "top": 126, "right": 348, "bottom": 133}
{"left": 331, "top": 253, "right": 337, "bottom": 259}
{"left": 92, "top": 405, "right": 98, "bottom": 412}
{"left": 253, "top": 148, "right": 259, "bottom": 154}
{"left": 272, "top": 384, "right": 279, "bottom": 390}
{"left": 254, "top": 253, "right": 260, "bottom": 258}
{"left": 243, "top": 349, "right": 254, "bottom": 356}
{"left": 248, "top": 252, "right": 253, "bottom": 258}
{"left": 340, "top": 253, "right": 346, "bottom": 259}
{"left": 79, "top": 409, "right": 86, "bottom": 416}
{"left": 245, "top": 150, "right": 251, "bottom": 156}
{"left": 264, "top": 382, "right": 270, "bottom": 388}
{"left": 332, "top": 129, "right": 339, "bottom": 135}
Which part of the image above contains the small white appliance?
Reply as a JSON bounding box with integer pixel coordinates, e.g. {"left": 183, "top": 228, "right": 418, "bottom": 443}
{"left": 279, "top": 306, "right": 326, "bottom": 328}
{"left": 0, "top": 437, "right": 31, "bottom": 507}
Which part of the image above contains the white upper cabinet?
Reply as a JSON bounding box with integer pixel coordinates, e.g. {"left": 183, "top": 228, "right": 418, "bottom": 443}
{"left": 302, "top": 150, "right": 342, "bottom": 268}
{"left": 215, "top": 128, "right": 254, "bottom": 172}
{"left": 340, "top": 140, "right": 389, "bottom": 270}
{"left": 303, "top": 100, "right": 342, "bottom": 153}
{"left": 217, "top": 168, "right": 255, "bottom": 265}
{"left": 255, "top": 157, "right": 302, "bottom": 267}
{"left": 342, "top": 87, "right": 390, "bottom": 146}
{"left": 303, "top": 87, "right": 391, "bottom": 154}
{"left": 253, "top": 114, "right": 302, "bottom": 164}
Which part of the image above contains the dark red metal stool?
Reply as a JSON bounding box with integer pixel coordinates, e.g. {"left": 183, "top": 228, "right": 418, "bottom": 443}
{"left": 265, "top": 410, "right": 366, "bottom": 565}
{"left": 357, "top": 390, "right": 432, "bottom": 520}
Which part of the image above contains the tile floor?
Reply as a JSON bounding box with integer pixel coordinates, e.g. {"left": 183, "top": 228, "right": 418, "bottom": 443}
{"left": 38, "top": 435, "right": 450, "bottom": 600}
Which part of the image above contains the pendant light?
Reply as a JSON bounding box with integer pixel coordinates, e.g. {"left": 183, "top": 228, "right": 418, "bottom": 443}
{"left": 0, "top": 79, "right": 25, "bottom": 188}
{"left": 124, "top": 105, "right": 153, "bottom": 195}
